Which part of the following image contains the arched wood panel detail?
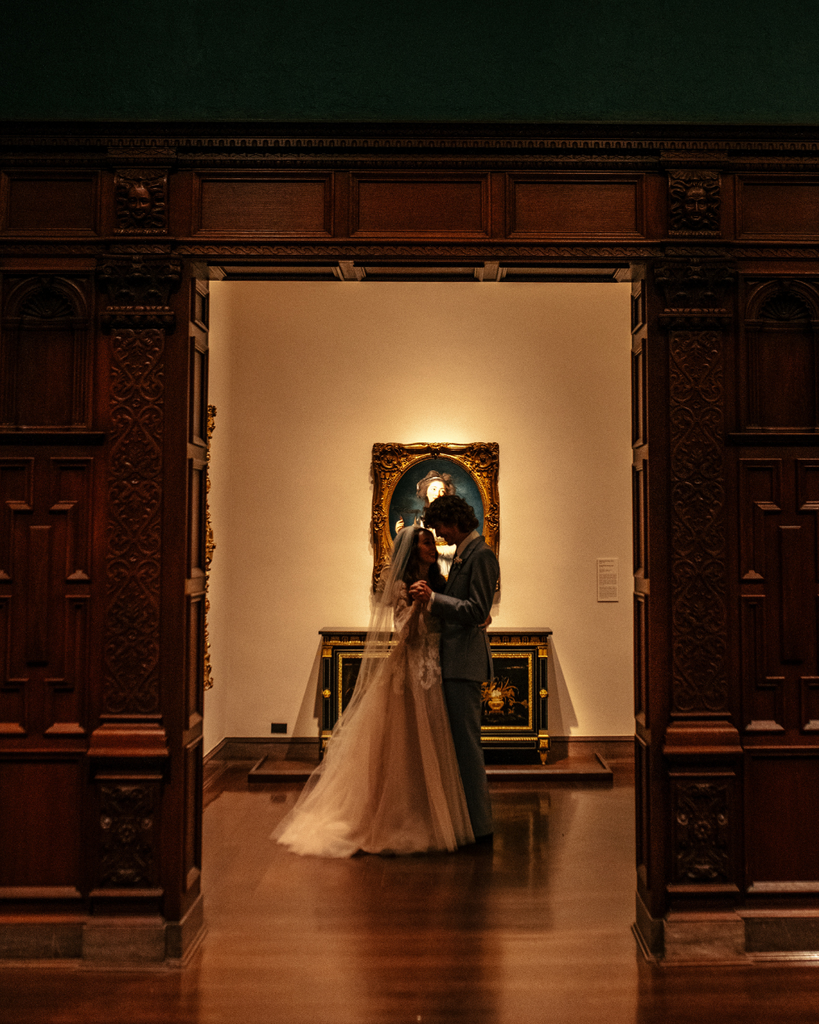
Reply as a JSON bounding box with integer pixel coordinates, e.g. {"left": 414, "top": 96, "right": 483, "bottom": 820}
{"left": 741, "top": 280, "right": 819, "bottom": 432}
{"left": 0, "top": 275, "right": 92, "bottom": 429}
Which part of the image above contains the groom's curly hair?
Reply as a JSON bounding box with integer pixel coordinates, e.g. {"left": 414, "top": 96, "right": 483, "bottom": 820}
{"left": 424, "top": 494, "right": 479, "bottom": 533}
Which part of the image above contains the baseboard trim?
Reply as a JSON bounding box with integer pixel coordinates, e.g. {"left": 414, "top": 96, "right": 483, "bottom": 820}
{"left": 211, "top": 735, "right": 635, "bottom": 763}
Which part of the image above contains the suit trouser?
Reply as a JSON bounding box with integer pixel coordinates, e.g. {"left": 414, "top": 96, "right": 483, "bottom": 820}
{"left": 442, "top": 677, "right": 493, "bottom": 838}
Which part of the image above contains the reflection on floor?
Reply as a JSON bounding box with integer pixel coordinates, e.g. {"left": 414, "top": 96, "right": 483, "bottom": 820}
{"left": 3, "top": 760, "right": 819, "bottom": 1024}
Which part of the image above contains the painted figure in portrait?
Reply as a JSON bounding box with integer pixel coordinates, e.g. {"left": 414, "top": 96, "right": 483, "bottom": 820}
{"left": 391, "top": 462, "right": 485, "bottom": 577}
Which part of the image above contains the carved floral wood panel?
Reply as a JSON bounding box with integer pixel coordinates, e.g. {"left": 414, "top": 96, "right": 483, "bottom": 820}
{"left": 103, "top": 328, "right": 164, "bottom": 716}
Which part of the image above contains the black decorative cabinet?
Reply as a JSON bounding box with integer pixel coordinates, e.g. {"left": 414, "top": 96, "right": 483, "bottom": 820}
{"left": 318, "top": 628, "right": 552, "bottom": 762}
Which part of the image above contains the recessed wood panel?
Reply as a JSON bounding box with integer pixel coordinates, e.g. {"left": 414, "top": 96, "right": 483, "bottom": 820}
{"left": 43, "top": 594, "right": 88, "bottom": 736}
{"left": 741, "top": 594, "right": 784, "bottom": 732}
{"left": 351, "top": 176, "right": 489, "bottom": 236}
{"left": 738, "top": 180, "right": 819, "bottom": 238}
{"left": 50, "top": 458, "right": 93, "bottom": 582}
{"left": 0, "top": 596, "right": 25, "bottom": 733}
{"left": 0, "top": 460, "right": 33, "bottom": 581}
{"left": 739, "top": 459, "right": 782, "bottom": 580}
{"left": 634, "top": 594, "right": 648, "bottom": 722}
{"left": 801, "top": 674, "right": 819, "bottom": 732}
{"left": 631, "top": 341, "right": 646, "bottom": 447}
{"left": 184, "top": 741, "right": 202, "bottom": 893}
{"left": 508, "top": 176, "right": 644, "bottom": 237}
{"left": 747, "top": 755, "right": 819, "bottom": 884}
{"left": 189, "top": 338, "right": 208, "bottom": 447}
{"left": 194, "top": 176, "right": 331, "bottom": 236}
{"left": 186, "top": 596, "right": 204, "bottom": 729}
{"left": 2, "top": 174, "right": 99, "bottom": 235}
{"left": 632, "top": 460, "right": 648, "bottom": 575}
{"left": 0, "top": 760, "right": 82, "bottom": 886}
{"left": 188, "top": 461, "right": 206, "bottom": 577}
{"left": 746, "top": 325, "right": 817, "bottom": 429}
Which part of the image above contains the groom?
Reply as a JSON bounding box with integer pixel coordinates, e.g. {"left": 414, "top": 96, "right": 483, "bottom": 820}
{"left": 409, "top": 494, "right": 499, "bottom": 843}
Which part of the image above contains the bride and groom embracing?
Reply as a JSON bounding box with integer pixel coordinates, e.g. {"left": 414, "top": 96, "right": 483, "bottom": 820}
{"left": 274, "top": 494, "right": 500, "bottom": 858}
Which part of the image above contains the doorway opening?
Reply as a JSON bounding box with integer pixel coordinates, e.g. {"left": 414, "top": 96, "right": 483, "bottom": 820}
{"left": 201, "top": 274, "right": 634, "bottom": 764}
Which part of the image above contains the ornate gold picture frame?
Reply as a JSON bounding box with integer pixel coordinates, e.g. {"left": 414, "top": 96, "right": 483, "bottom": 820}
{"left": 371, "top": 442, "right": 499, "bottom": 589}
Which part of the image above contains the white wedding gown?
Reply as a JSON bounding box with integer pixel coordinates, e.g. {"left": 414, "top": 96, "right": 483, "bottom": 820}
{"left": 273, "top": 583, "right": 474, "bottom": 857}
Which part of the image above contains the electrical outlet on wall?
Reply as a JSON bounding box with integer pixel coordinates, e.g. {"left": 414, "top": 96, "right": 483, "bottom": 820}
{"left": 270, "top": 723, "right": 287, "bottom": 734}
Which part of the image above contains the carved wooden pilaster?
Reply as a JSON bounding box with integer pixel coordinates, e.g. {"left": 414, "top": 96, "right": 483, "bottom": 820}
{"left": 96, "top": 258, "right": 180, "bottom": 720}
{"left": 655, "top": 260, "right": 735, "bottom": 716}
{"left": 653, "top": 259, "right": 742, "bottom": 906}
{"left": 102, "top": 326, "right": 165, "bottom": 716}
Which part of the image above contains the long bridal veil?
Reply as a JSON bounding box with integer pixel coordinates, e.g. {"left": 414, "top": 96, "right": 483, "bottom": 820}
{"left": 272, "top": 526, "right": 473, "bottom": 857}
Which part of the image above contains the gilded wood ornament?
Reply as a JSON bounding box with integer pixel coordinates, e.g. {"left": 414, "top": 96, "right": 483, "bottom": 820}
{"left": 204, "top": 404, "right": 216, "bottom": 690}
{"left": 370, "top": 441, "right": 499, "bottom": 591}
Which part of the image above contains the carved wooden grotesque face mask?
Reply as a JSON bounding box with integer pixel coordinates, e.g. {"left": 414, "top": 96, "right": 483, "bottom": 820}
{"left": 126, "top": 183, "right": 152, "bottom": 219}
{"left": 683, "top": 185, "right": 708, "bottom": 224}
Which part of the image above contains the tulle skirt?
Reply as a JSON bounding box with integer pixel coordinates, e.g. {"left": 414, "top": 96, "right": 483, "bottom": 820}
{"left": 272, "top": 640, "right": 474, "bottom": 857}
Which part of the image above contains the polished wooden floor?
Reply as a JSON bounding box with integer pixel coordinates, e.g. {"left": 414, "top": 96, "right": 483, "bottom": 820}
{"left": 2, "top": 760, "right": 819, "bottom": 1023}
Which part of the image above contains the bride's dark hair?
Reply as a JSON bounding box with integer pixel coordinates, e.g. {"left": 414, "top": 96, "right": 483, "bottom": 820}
{"left": 403, "top": 528, "right": 445, "bottom": 592}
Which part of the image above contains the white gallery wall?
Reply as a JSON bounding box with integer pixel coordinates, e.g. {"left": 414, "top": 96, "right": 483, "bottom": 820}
{"left": 204, "top": 280, "right": 633, "bottom": 754}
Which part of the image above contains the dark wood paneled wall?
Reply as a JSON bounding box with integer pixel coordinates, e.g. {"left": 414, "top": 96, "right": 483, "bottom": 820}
{"left": 2, "top": 124, "right": 819, "bottom": 961}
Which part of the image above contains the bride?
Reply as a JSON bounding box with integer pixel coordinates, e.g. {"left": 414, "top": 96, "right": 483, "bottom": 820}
{"left": 273, "top": 525, "right": 474, "bottom": 857}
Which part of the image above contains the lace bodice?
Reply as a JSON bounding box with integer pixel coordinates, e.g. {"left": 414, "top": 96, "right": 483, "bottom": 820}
{"left": 389, "top": 582, "right": 441, "bottom": 690}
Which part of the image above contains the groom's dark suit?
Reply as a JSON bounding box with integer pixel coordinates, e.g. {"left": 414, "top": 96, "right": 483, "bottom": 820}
{"left": 429, "top": 531, "right": 499, "bottom": 839}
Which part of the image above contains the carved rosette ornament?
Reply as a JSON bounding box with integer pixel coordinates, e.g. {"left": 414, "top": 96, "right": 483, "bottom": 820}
{"left": 114, "top": 170, "right": 168, "bottom": 234}
{"left": 370, "top": 442, "right": 500, "bottom": 591}
{"left": 668, "top": 170, "right": 721, "bottom": 236}
{"left": 672, "top": 780, "right": 731, "bottom": 884}
{"left": 99, "top": 783, "right": 157, "bottom": 887}
{"left": 655, "top": 260, "right": 735, "bottom": 714}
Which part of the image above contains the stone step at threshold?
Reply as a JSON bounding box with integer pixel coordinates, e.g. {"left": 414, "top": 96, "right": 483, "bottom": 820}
{"left": 247, "top": 752, "right": 613, "bottom": 783}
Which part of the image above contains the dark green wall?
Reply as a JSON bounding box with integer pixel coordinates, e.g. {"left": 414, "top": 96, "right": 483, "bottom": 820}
{"left": 4, "top": 0, "right": 818, "bottom": 124}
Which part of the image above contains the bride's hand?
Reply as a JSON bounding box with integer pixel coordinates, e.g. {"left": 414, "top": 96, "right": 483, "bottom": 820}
{"left": 409, "top": 580, "right": 432, "bottom": 604}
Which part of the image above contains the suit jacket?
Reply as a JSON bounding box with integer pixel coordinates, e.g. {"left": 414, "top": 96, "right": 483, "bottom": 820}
{"left": 430, "top": 534, "right": 499, "bottom": 681}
